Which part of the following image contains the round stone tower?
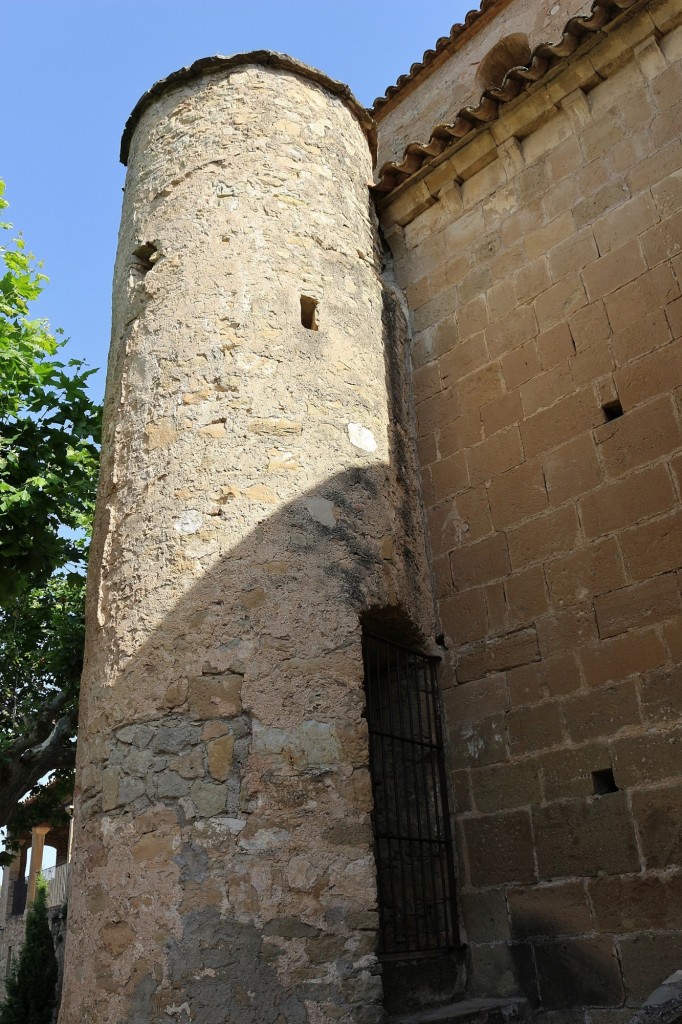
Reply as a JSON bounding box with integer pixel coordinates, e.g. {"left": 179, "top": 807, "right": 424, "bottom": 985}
{"left": 59, "top": 53, "right": 434, "bottom": 1024}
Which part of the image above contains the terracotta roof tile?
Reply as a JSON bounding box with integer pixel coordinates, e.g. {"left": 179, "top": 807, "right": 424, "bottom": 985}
{"left": 371, "top": 0, "right": 506, "bottom": 114}
{"left": 373, "top": 0, "right": 640, "bottom": 195}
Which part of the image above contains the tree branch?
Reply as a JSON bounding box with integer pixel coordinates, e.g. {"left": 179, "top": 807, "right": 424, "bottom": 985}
{"left": 0, "top": 708, "right": 76, "bottom": 831}
{"left": 12, "top": 686, "right": 72, "bottom": 757}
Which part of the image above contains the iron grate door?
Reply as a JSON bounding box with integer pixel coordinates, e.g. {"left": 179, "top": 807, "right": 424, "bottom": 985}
{"left": 362, "top": 632, "right": 458, "bottom": 959}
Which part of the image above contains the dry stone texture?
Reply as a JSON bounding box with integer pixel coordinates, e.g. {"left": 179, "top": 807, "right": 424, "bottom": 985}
{"left": 59, "top": 57, "right": 432, "bottom": 1024}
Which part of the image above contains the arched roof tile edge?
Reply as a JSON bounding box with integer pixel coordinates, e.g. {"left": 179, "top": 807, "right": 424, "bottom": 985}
{"left": 370, "top": 0, "right": 507, "bottom": 115}
{"left": 373, "top": 0, "right": 641, "bottom": 195}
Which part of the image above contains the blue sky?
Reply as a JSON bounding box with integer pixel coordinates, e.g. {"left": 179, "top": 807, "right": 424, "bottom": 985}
{"left": 3, "top": 1, "right": 472, "bottom": 403}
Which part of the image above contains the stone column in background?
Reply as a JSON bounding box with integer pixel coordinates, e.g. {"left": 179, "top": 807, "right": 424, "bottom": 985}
{"left": 59, "top": 53, "right": 433, "bottom": 1024}
{"left": 0, "top": 863, "right": 11, "bottom": 925}
{"left": 26, "top": 825, "right": 49, "bottom": 907}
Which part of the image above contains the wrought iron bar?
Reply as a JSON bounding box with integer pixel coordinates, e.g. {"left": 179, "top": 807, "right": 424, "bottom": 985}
{"left": 362, "top": 632, "right": 458, "bottom": 957}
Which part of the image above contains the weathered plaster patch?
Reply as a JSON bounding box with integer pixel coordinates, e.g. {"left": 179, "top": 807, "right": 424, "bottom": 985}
{"left": 347, "top": 422, "right": 378, "bottom": 452}
{"left": 305, "top": 497, "right": 337, "bottom": 527}
{"left": 174, "top": 510, "right": 203, "bottom": 534}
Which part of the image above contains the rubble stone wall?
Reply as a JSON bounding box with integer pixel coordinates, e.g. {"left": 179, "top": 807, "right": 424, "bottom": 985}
{"left": 379, "top": 3, "right": 682, "bottom": 1015}
{"left": 0, "top": 913, "right": 26, "bottom": 977}
{"left": 59, "top": 58, "right": 433, "bottom": 1024}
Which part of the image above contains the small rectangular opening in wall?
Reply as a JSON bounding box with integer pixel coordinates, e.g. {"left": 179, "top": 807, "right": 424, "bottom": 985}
{"left": 602, "top": 399, "right": 623, "bottom": 422}
{"left": 132, "top": 242, "right": 158, "bottom": 275}
{"left": 300, "top": 295, "right": 319, "bottom": 331}
{"left": 592, "top": 768, "right": 619, "bottom": 795}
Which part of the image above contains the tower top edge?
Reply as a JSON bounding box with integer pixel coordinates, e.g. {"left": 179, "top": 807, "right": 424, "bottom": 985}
{"left": 120, "top": 50, "right": 377, "bottom": 166}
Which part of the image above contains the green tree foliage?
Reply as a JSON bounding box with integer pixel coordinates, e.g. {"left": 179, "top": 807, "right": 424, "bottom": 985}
{"left": 0, "top": 577, "right": 83, "bottom": 841}
{"left": 0, "top": 180, "right": 100, "bottom": 597}
{"left": 0, "top": 180, "right": 101, "bottom": 838}
{"left": 0, "top": 875, "right": 59, "bottom": 1024}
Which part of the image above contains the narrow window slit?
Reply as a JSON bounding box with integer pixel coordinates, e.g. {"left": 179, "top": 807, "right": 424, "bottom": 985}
{"left": 602, "top": 399, "right": 623, "bottom": 421}
{"left": 300, "top": 295, "right": 319, "bottom": 331}
{"left": 133, "top": 242, "right": 158, "bottom": 275}
{"left": 592, "top": 768, "right": 619, "bottom": 795}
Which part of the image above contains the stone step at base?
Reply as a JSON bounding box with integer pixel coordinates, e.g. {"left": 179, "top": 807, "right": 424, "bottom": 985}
{"left": 389, "top": 997, "right": 530, "bottom": 1024}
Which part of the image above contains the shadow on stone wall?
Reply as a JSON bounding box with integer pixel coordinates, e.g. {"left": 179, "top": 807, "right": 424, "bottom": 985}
{"left": 509, "top": 912, "right": 624, "bottom": 1008}
{"left": 66, "top": 461, "right": 428, "bottom": 1024}
{"left": 59, "top": 285, "right": 442, "bottom": 1024}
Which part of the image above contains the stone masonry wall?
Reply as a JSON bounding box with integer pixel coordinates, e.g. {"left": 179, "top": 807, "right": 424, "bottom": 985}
{"left": 379, "top": 1, "right": 682, "bottom": 1015}
{"left": 59, "top": 58, "right": 434, "bottom": 1024}
{"left": 0, "top": 913, "right": 26, "bottom": 978}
